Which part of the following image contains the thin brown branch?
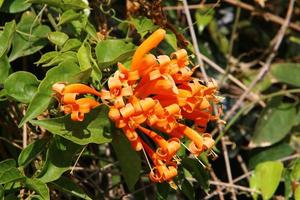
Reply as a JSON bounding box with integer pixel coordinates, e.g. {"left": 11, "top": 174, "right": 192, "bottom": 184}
{"left": 224, "top": 0, "right": 295, "bottom": 121}
{"left": 221, "top": 137, "right": 237, "bottom": 200}
{"left": 182, "top": 0, "right": 208, "bottom": 82}
{"left": 209, "top": 181, "right": 260, "bottom": 194}
{"left": 223, "top": 0, "right": 300, "bottom": 32}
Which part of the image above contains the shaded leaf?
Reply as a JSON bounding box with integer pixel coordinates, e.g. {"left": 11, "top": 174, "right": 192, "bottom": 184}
{"left": 77, "top": 42, "right": 102, "bottom": 82}
{"left": 195, "top": 7, "right": 214, "bottom": 33}
{"left": 24, "top": 178, "right": 49, "bottom": 200}
{"left": 37, "top": 136, "right": 81, "bottom": 183}
{"left": 0, "top": 159, "right": 24, "bottom": 184}
{"left": 4, "top": 71, "right": 40, "bottom": 103}
{"left": 248, "top": 143, "right": 293, "bottom": 169}
{"left": 19, "top": 61, "right": 90, "bottom": 127}
{"left": 0, "top": 20, "right": 16, "bottom": 57}
{"left": 0, "top": 185, "right": 3, "bottom": 200}
{"left": 0, "top": 55, "right": 11, "bottom": 84}
{"left": 271, "top": 63, "right": 300, "bottom": 87}
{"left": 29, "top": 0, "right": 88, "bottom": 10}
{"left": 250, "top": 100, "right": 296, "bottom": 148}
{"left": 208, "top": 19, "right": 229, "bottom": 54}
{"left": 61, "top": 38, "right": 81, "bottom": 52}
{"left": 48, "top": 31, "right": 69, "bottom": 46}
{"left": 42, "top": 51, "right": 78, "bottom": 67}
{"left": 0, "top": 0, "right": 31, "bottom": 13}
{"left": 58, "top": 9, "right": 82, "bottom": 26}
{"left": 18, "top": 139, "right": 48, "bottom": 167}
{"left": 156, "top": 182, "right": 170, "bottom": 200}
{"left": 30, "top": 105, "right": 112, "bottom": 145}
{"left": 130, "top": 16, "right": 158, "bottom": 38}
{"left": 35, "top": 51, "right": 60, "bottom": 66}
{"left": 181, "top": 179, "right": 195, "bottom": 200}
{"left": 95, "top": 39, "right": 136, "bottom": 68}
{"left": 112, "top": 131, "right": 141, "bottom": 191}
{"left": 250, "top": 161, "right": 283, "bottom": 200}
{"left": 182, "top": 158, "right": 209, "bottom": 190}
{"left": 9, "top": 12, "right": 50, "bottom": 61}
{"left": 165, "top": 31, "right": 177, "bottom": 50}
{"left": 52, "top": 177, "right": 92, "bottom": 200}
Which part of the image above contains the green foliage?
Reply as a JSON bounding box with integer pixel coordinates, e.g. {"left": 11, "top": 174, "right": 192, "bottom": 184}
{"left": 248, "top": 143, "right": 293, "bottom": 169}
{"left": 111, "top": 131, "right": 141, "bottom": 191}
{"left": 0, "top": 0, "right": 31, "bottom": 13}
{"left": 271, "top": 63, "right": 300, "bottom": 87}
{"left": 250, "top": 99, "right": 296, "bottom": 147}
{"left": 4, "top": 72, "right": 40, "bottom": 103}
{"left": 0, "top": 0, "right": 300, "bottom": 199}
{"left": 18, "top": 139, "right": 48, "bottom": 167}
{"left": 31, "top": 106, "right": 112, "bottom": 145}
{"left": 9, "top": 11, "right": 50, "bottom": 62}
{"left": 250, "top": 161, "right": 283, "bottom": 200}
{"left": 19, "top": 61, "right": 90, "bottom": 127}
{"left": 0, "top": 159, "right": 24, "bottom": 184}
{"left": 95, "top": 40, "right": 136, "bottom": 68}
{"left": 37, "top": 136, "right": 81, "bottom": 183}
{"left": 51, "top": 177, "right": 92, "bottom": 200}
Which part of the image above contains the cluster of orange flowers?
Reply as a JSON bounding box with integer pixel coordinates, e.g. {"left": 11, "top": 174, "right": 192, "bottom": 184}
{"left": 52, "top": 29, "right": 221, "bottom": 184}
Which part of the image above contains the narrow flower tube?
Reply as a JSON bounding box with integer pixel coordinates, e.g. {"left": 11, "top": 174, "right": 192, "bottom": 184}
{"left": 131, "top": 29, "right": 166, "bottom": 70}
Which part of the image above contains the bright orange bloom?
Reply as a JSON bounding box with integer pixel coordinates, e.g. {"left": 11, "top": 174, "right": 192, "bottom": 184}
{"left": 51, "top": 28, "right": 221, "bottom": 184}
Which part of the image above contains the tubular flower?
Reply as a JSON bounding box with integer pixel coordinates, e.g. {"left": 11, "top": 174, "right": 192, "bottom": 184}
{"left": 51, "top": 28, "right": 222, "bottom": 184}
{"left": 52, "top": 83, "right": 101, "bottom": 121}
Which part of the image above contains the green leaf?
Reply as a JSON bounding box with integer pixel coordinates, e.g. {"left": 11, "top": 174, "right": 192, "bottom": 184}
{"left": 181, "top": 158, "right": 209, "bottom": 190}
{"left": 208, "top": 19, "right": 229, "bottom": 54}
{"left": 58, "top": 9, "right": 82, "bottom": 26}
{"left": 165, "top": 31, "right": 177, "bottom": 50}
{"left": 95, "top": 39, "right": 136, "bottom": 68}
{"left": 0, "top": 0, "right": 31, "bottom": 13}
{"left": 52, "top": 177, "right": 92, "bottom": 200}
{"left": 77, "top": 43, "right": 91, "bottom": 70}
{"left": 181, "top": 179, "right": 195, "bottom": 200}
{"left": 195, "top": 7, "right": 214, "bottom": 33}
{"left": 19, "top": 61, "right": 89, "bottom": 127}
{"left": 61, "top": 39, "right": 81, "bottom": 52}
{"left": 156, "top": 182, "right": 170, "bottom": 200}
{"left": 35, "top": 51, "right": 60, "bottom": 66}
{"left": 291, "top": 158, "right": 300, "bottom": 181}
{"left": 0, "top": 55, "right": 11, "bottom": 84}
{"left": 0, "top": 20, "right": 16, "bottom": 57}
{"left": 24, "top": 178, "right": 49, "bottom": 200}
{"left": 111, "top": 131, "right": 141, "bottom": 191}
{"left": 250, "top": 100, "right": 296, "bottom": 148}
{"left": 29, "top": 0, "right": 88, "bottom": 10}
{"left": 295, "top": 185, "right": 300, "bottom": 200}
{"left": 248, "top": 143, "right": 293, "bottom": 169}
{"left": 0, "top": 185, "right": 4, "bottom": 200}
{"left": 48, "top": 31, "right": 69, "bottom": 47}
{"left": 37, "top": 136, "right": 81, "bottom": 183}
{"left": 130, "top": 17, "right": 158, "bottom": 38}
{"left": 77, "top": 42, "right": 102, "bottom": 82}
{"left": 0, "top": 159, "right": 24, "bottom": 184}
{"left": 18, "top": 139, "right": 48, "bottom": 167}
{"left": 9, "top": 12, "right": 51, "bottom": 62}
{"left": 4, "top": 71, "right": 40, "bottom": 103}
{"left": 42, "top": 51, "right": 78, "bottom": 67}
{"left": 271, "top": 63, "right": 300, "bottom": 87}
{"left": 30, "top": 105, "right": 112, "bottom": 145}
{"left": 250, "top": 161, "right": 283, "bottom": 200}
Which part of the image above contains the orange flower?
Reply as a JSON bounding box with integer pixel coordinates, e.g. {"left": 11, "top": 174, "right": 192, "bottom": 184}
{"left": 51, "top": 28, "right": 222, "bottom": 184}
{"left": 52, "top": 83, "right": 101, "bottom": 121}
